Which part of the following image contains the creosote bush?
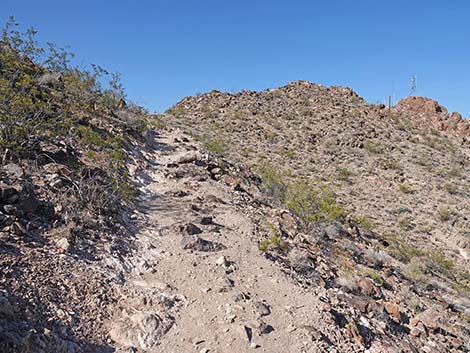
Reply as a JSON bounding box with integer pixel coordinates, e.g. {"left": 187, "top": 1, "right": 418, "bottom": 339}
{"left": 257, "top": 163, "right": 345, "bottom": 231}
{"left": 0, "top": 17, "right": 147, "bottom": 219}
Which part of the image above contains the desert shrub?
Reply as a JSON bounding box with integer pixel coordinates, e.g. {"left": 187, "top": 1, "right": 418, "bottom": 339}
{"left": 204, "top": 137, "right": 227, "bottom": 157}
{"left": 0, "top": 18, "right": 141, "bottom": 223}
{"left": 386, "top": 235, "right": 425, "bottom": 263}
{"left": 444, "top": 182, "right": 458, "bottom": 195}
{"left": 448, "top": 164, "right": 463, "bottom": 177}
{"left": 437, "top": 207, "right": 451, "bottom": 222}
{"left": 337, "top": 167, "right": 352, "bottom": 181}
{"left": 398, "top": 183, "right": 413, "bottom": 194}
{"left": 258, "top": 235, "right": 287, "bottom": 253}
{"left": 425, "top": 250, "right": 454, "bottom": 277}
{"left": 350, "top": 215, "right": 374, "bottom": 230}
{"left": 257, "top": 163, "right": 289, "bottom": 201}
{"left": 285, "top": 180, "right": 345, "bottom": 230}
{"left": 363, "top": 140, "right": 383, "bottom": 154}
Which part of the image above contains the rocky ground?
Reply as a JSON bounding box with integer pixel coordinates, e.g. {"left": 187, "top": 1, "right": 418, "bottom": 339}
{"left": 2, "top": 120, "right": 469, "bottom": 352}
{"left": 110, "top": 127, "right": 469, "bottom": 352}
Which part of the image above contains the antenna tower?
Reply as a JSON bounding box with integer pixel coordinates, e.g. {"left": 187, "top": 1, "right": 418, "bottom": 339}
{"left": 411, "top": 75, "right": 417, "bottom": 96}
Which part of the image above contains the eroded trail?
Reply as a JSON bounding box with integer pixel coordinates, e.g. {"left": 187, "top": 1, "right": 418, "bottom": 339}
{"left": 109, "top": 131, "right": 329, "bottom": 353}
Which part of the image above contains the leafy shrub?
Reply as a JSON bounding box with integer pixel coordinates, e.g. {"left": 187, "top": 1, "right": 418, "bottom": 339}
{"left": 398, "top": 183, "right": 413, "bottom": 194}
{"left": 337, "top": 167, "right": 352, "bottom": 181}
{"left": 257, "top": 163, "right": 289, "bottom": 201}
{"left": 437, "top": 207, "right": 451, "bottom": 222}
{"left": 258, "top": 235, "right": 287, "bottom": 253}
{"left": 0, "top": 17, "right": 141, "bottom": 221}
{"left": 285, "top": 180, "right": 345, "bottom": 230}
{"left": 204, "top": 137, "right": 227, "bottom": 157}
{"left": 363, "top": 140, "right": 383, "bottom": 154}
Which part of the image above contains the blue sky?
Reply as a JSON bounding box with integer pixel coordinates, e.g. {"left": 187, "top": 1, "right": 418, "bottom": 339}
{"left": 2, "top": 0, "right": 469, "bottom": 116}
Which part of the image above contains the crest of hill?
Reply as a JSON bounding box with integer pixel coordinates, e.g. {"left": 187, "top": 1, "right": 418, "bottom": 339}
{"left": 174, "top": 80, "right": 469, "bottom": 141}
{"left": 167, "top": 79, "right": 469, "bottom": 274}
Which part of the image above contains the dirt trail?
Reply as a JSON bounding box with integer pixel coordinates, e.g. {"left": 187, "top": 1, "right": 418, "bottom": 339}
{"left": 109, "top": 131, "right": 330, "bottom": 353}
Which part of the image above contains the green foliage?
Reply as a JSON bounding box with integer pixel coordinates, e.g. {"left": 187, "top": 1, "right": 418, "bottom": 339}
{"left": 0, "top": 18, "right": 141, "bottom": 220}
{"left": 285, "top": 180, "right": 346, "bottom": 230}
{"left": 257, "top": 163, "right": 289, "bottom": 201}
{"left": 204, "top": 137, "right": 227, "bottom": 157}
{"left": 436, "top": 207, "right": 451, "bottom": 222}
{"left": 258, "top": 235, "right": 287, "bottom": 253}
{"left": 257, "top": 163, "right": 345, "bottom": 231}
{"left": 365, "top": 269, "right": 384, "bottom": 286}
{"left": 363, "top": 140, "right": 383, "bottom": 154}
{"left": 398, "top": 183, "right": 413, "bottom": 194}
{"left": 386, "top": 235, "right": 425, "bottom": 263}
{"left": 425, "top": 250, "right": 455, "bottom": 276}
{"left": 351, "top": 215, "right": 374, "bottom": 230}
{"left": 337, "top": 167, "right": 352, "bottom": 181}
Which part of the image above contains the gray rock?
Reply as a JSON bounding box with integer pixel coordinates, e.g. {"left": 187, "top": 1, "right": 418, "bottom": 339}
{"left": 180, "top": 222, "right": 203, "bottom": 235}
{"left": 38, "top": 72, "right": 63, "bottom": 89}
{"left": 113, "top": 110, "right": 140, "bottom": 125}
{"left": 254, "top": 302, "right": 271, "bottom": 316}
{"left": 181, "top": 235, "right": 226, "bottom": 252}
{"left": 0, "top": 293, "right": 14, "bottom": 318}
{"left": 323, "top": 223, "right": 348, "bottom": 239}
{"left": 109, "top": 311, "right": 173, "bottom": 350}
{"left": 258, "top": 321, "right": 274, "bottom": 335}
{"left": 2, "top": 163, "right": 24, "bottom": 179}
{"left": 3, "top": 204, "right": 17, "bottom": 215}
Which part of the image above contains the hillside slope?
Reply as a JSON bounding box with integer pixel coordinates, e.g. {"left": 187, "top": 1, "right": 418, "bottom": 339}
{"left": 168, "top": 81, "right": 469, "bottom": 264}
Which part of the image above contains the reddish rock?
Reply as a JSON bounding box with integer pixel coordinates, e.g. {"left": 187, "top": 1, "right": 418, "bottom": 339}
{"left": 356, "top": 278, "right": 382, "bottom": 299}
{"left": 384, "top": 302, "right": 401, "bottom": 322}
{"left": 394, "top": 96, "right": 469, "bottom": 138}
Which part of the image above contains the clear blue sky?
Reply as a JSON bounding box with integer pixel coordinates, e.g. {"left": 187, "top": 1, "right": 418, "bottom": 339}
{"left": 2, "top": 0, "right": 469, "bottom": 116}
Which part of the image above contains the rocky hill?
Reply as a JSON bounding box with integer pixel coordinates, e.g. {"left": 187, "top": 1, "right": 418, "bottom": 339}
{"left": 1, "top": 23, "right": 469, "bottom": 353}
{"left": 163, "top": 81, "right": 470, "bottom": 352}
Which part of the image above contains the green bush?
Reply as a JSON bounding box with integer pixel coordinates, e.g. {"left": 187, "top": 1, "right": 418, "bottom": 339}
{"left": 204, "top": 137, "right": 227, "bottom": 157}
{"left": 337, "top": 167, "right": 352, "bottom": 181}
{"left": 398, "top": 183, "right": 413, "bottom": 194}
{"left": 285, "top": 180, "right": 345, "bottom": 230}
{"left": 437, "top": 207, "right": 451, "bottom": 222}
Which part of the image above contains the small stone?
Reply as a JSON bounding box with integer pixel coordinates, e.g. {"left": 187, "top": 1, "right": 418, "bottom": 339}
{"left": 181, "top": 222, "right": 203, "bottom": 235}
{"left": 225, "top": 314, "right": 236, "bottom": 323}
{"left": 181, "top": 235, "right": 226, "bottom": 252}
{"left": 220, "top": 174, "right": 240, "bottom": 188}
{"left": 356, "top": 278, "right": 381, "bottom": 298}
{"left": 384, "top": 301, "right": 401, "bottom": 322}
{"left": 3, "top": 204, "right": 17, "bottom": 215}
{"left": 250, "top": 342, "right": 259, "bottom": 349}
{"left": 11, "top": 222, "right": 27, "bottom": 236}
{"left": 216, "top": 256, "right": 229, "bottom": 267}
{"left": 240, "top": 325, "right": 252, "bottom": 342}
{"left": 254, "top": 302, "right": 271, "bottom": 316}
{"left": 258, "top": 322, "right": 274, "bottom": 335}
{"left": 2, "top": 163, "right": 24, "bottom": 179}
{"left": 200, "top": 216, "right": 213, "bottom": 225}
{"left": 56, "top": 238, "right": 71, "bottom": 253}
{"left": 199, "top": 348, "right": 209, "bottom": 353}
